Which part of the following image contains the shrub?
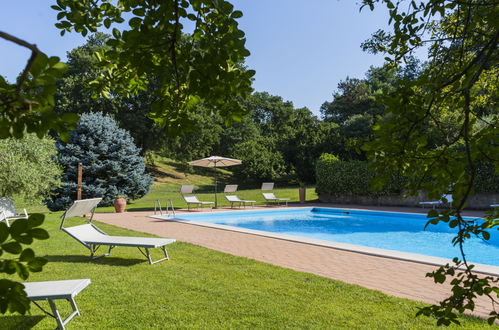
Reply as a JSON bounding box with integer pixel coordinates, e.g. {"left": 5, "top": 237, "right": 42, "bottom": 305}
{"left": 0, "top": 134, "right": 61, "bottom": 201}
{"left": 474, "top": 161, "right": 499, "bottom": 193}
{"left": 231, "top": 138, "right": 286, "bottom": 182}
{"left": 315, "top": 153, "right": 405, "bottom": 196}
{"left": 46, "top": 113, "right": 153, "bottom": 210}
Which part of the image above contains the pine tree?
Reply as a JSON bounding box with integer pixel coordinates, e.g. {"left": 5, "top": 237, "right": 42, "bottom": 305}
{"left": 46, "top": 112, "right": 153, "bottom": 210}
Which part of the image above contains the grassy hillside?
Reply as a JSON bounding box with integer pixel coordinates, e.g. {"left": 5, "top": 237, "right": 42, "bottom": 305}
{"left": 99, "top": 155, "right": 318, "bottom": 212}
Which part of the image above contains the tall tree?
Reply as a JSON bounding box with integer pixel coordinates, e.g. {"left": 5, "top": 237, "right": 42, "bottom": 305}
{"left": 361, "top": 0, "right": 499, "bottom": 324}
{"left": 47, "top": 112, "right": 153, "bottom": 210}
{"left": 52, "top": 0, "right": 255, "bottom": 132}
{"left": 55, "top": 33, "right": 165, "bottom": 154}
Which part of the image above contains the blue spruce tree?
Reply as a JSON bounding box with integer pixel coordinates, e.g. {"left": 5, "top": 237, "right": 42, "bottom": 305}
{"left": 47, "top": 112, "right": 153, "bottom": 210}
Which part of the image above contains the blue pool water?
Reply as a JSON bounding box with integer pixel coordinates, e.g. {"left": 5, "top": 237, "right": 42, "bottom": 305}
{"left": 175, "top": 207, "right": 499, "bottom": 267}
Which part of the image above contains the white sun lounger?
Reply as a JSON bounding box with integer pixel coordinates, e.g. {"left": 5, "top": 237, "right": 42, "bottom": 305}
{"left": 0, "top": 197, "right": 28, "bottom": 226}
{"left": 180, "top": 185, "right": 214, "bottom": 210}
{"left": 61, "top": 198, "right": 175, "bottom": 264}
{"left": 224, "top": 185, "right": 255, "bottom": 208}
{"left": 419, "top": 194, "right": 453, "bottom": 209}
{"left": 261, "top": 183, "right": 290, "bottom": 206}
{"left": 24, "top": 279, "right": 90, "bottom": 330}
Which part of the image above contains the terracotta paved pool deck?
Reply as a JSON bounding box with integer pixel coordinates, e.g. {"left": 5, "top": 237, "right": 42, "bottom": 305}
{"left": 94, "top": 204, "right": 495, "bottom": 318}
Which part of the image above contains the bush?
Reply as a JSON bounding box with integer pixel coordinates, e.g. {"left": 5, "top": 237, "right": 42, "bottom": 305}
{"left": 474, "top": 161, "right": 499, "bottom": 193}
{"left": 231, "top": 138, "right": 286, "bottom": 182}
{"left": 0, "top": 134, "right": 61, "bottom": 201}
{"left": 315, "top": 153, "right": 405, "bottom": 196}
{"left": 46, "top": 113, "right": 153, "bottom": 210}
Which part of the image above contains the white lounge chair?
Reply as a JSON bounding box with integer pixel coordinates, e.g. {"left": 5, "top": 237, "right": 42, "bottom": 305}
{"left": 419, "top": 194, "right": 453, "bottom": 209}
{"left": 180, "top": 185, "right": 214, "bottom": 210}
{"left": 60, "top": 198, "right": 175, "bottom": 264}
{"left": 224, "top": 185, "right": 255, "bottom": 208}
{"left": 261, "top": 182, "right": 290, "bottom": 206}
{"left": 24, "top": 279, "right": 90, "bottom": 330}
{"left": 0, "top": 197, "right": 28, "bottom": 226}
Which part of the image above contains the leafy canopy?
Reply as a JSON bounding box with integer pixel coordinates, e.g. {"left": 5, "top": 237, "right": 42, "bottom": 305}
{"left": 52, "top": 0, "right": 255, "bottom": 132}
{"left": 361, "top": 0, "right": 499, "bottom": 325}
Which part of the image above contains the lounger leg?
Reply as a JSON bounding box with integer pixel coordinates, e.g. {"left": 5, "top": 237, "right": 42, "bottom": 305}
{"left": 48, "top": 299, "right": 65, "bottom": 330}
{"left": 138, "top": 247, "right": 170, "bottom": 264}
{"left": 47, "top": 297, "right": 82, "bottom": 330}
{"left": 89, "top": 245, "right": 113, "bottom": 259}
{"left": 68, "top": 297, "right": 80, "bottom": 316}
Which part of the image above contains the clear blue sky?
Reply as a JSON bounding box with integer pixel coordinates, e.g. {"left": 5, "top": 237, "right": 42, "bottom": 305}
{"left": 1, "top": 0, "right": 392, "bottom": 116}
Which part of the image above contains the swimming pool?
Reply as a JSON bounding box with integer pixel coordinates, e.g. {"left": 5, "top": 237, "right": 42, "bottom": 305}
{"left": 166, "top": 207, "right": 499, "bottom": 270}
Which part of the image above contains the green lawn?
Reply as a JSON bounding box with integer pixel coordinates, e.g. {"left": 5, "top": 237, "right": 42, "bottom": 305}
{"left": 0, "top": 213, "right": 488, "bottom": 329}
{"left": 97, "top": 185, "right": 318, "bottom": 212}
{"left": 13, "top": 156, "right": 318, "bottom": 213}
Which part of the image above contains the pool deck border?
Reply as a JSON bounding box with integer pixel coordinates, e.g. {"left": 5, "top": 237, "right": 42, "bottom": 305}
{"left": 150, "top": 206, "right": 499, "bottom": 276}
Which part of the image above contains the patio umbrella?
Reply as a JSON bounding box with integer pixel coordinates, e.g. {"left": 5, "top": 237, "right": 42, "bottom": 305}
{"left": 188, "top": 156, "right": 242, "bottom": 208}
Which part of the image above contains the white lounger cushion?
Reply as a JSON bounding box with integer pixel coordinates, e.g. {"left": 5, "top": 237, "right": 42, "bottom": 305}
{"left": 24, "top": 279, "right": 91, "bottom": 301}
{"left": 262, "top": 193, "right": 289, "bottom": 201}
{"left": 183, "top": 196, "right": 213, "bottom": 204}
{"left": 226, "top": 195, "right": 255, "bottom": 203}
{"left": 64, "top": 224, "right": 175, "bottom": 248}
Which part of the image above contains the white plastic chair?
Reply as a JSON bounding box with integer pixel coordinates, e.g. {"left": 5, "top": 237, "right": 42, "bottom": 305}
{"left": 0, "top": 197, "right": 28, "bottom": 226}
{"left": 419, "top": 194, "right": 453, "bottom": 209}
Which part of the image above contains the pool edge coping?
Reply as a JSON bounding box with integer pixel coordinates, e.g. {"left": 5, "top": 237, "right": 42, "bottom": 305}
{"left": 149, "top": 206, "right": 499, "bottom": 277}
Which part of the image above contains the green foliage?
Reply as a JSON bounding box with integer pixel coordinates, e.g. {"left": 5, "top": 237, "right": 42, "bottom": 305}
{"left": 0, "top": 134, "right": 62, "bottom": 201}
{"left": 231, "top": 137, "right": 286, "bottom": 182}
{"left": 315, "top": 153, "right": 405, "bottom": 196}
{"left": 0, "top": 45, "right": 78, "bottom": 140}
{"left": 475, "top": 162, "right": 499, "bottom": 194}
{"left": 162, "top": 105, "right": 224, "bottom": 161}
{"left": 319, "top": 63, "right": 418, "bottom": 160}
{"left": 239, "top": 92, "right": 341, "bottom": 183}
{"left": 361, "top": 0, "right": 499, "bottom": 324}
{"left": 54, "top": 33, "right": 169, "bottom": 154}
{"left": 0, "top": 215, "right": 49, "bottom": 315}
{"left": 52, "top": 0, "right": 255, "bottom": 133}
{"left": 47, "top": 113, "right": 153, "bottom": 210}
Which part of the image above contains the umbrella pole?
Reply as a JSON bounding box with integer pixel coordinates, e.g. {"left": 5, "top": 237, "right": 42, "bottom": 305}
{"left": 214, "top": 163, "right": 218, "bottom": 208}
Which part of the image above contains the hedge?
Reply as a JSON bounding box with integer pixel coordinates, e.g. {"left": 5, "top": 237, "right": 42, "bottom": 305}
{"left": 315, "top": 154, "right": 405, "bottom": 196}
{"left": 316, "top": 154, "right": 499, "bottom": 196}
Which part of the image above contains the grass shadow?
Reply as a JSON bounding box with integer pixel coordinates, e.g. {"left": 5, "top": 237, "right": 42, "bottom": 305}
{"left": 45, "top": 254, "right": 146, "bottom": 266}
{"left": 0, "top": 315, "right": 45, "bottom": 330}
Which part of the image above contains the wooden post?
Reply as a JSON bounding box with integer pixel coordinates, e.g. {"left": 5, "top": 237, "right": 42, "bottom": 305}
{"left": 76, "top": 163, "right": 82, "bottom": 200}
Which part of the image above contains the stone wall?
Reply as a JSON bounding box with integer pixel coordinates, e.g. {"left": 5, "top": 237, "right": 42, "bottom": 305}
{"left": 318, "top": 192, "right": 499, "bottom": 209}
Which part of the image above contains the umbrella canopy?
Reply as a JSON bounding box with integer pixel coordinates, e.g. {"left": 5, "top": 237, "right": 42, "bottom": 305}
{"left": 188, "top": 156, "right": 241, "bottom": 168}
{"left": 187, "top": 156, "right": 242, "bottom": 208}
